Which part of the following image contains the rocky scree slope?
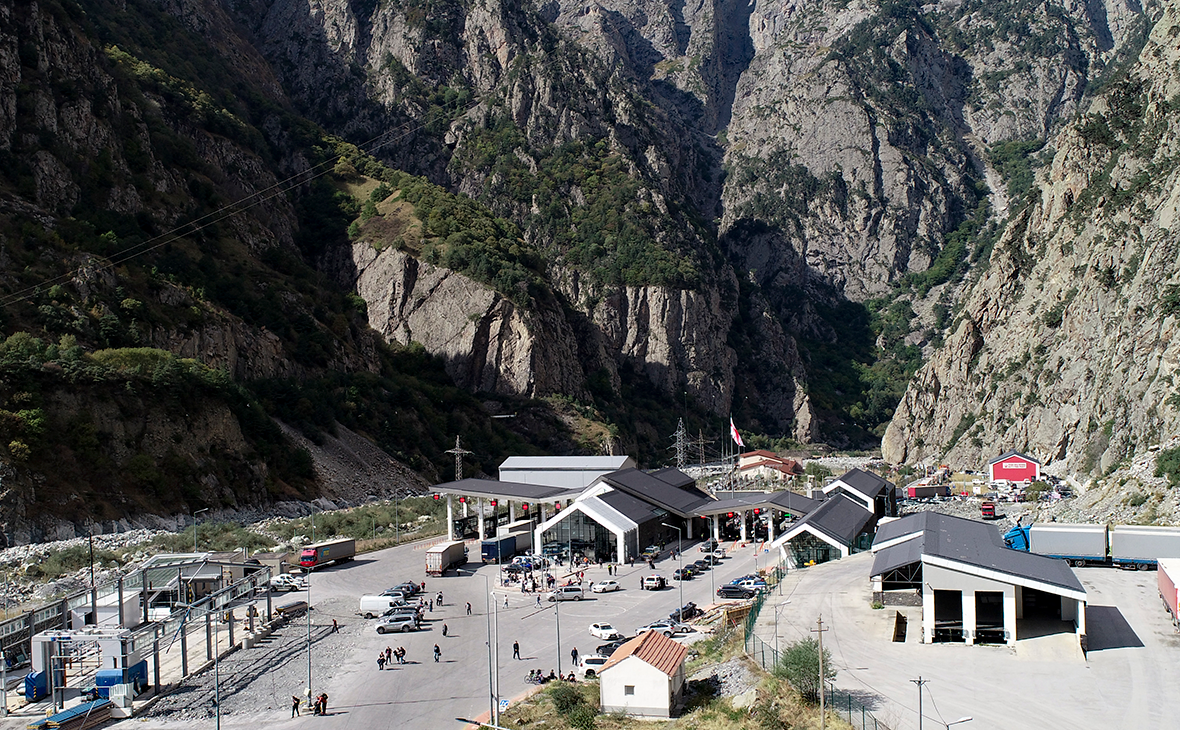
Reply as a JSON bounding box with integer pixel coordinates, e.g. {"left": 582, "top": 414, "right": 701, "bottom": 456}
{"left": 884, "top": 0, "right": 1180, "bottom": 479}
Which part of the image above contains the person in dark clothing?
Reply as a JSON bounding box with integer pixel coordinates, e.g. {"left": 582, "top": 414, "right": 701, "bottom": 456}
{"left": 513, "top": 641, "right": 521, "bottom": 659}
{"left": 571, "top": 646, "right": 579, "bottom": 665}
{"left": 466, "top": 602, "right": 472, "bottom": 615}
{"left": 434, "top": 644, "right": 442, "bottom": 662}
{"left": 291, "top": 696, "right": 301, "bottom": 717}
{"left": 442, "top": 623, "right": 448, "bottom": 637}
{"left": 377, "top": 653, "right": 386, "bottom": 670}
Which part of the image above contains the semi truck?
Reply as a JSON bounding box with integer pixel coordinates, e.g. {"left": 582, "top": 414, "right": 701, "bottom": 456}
{"left": 1159, "top": 559, "right": 1180, "bottom": 628}
{"left": 299, "top": 538, "right": 356, "bottom": 569}
{"left": 1004, "top": 523, "right": 1180, "bottom": 569}
{"left": 426, "top": 540, "right": 468, "bottom": 576}
{"left": 481, "top": 535, "right": 519, "bottom": 563}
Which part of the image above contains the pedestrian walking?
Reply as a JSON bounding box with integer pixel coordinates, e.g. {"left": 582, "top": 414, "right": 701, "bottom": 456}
{"left": 434, "top": 644, "right": 442, "bottom": 662}
{"left": 377, "top": 653, "right": 386, "bottom": 671}
{"left": 513, "top": 641, "right": 521, "bottom": 660}
{"left": 466, "top": 602, "right": 472, "bottom": 615}
{"left": 291, "top": 696, "right": 301, "bottom": 717}
{"left": 442, "top": 623, "right": 448, "bottom": 637}
{"left": 536, "top": 595, "right": 542, "bottom": 608}
{"left": 429, "top": 598, "right": 434, "bottom": 612}
{"left": 398, "top": 646, "right": 406, "bottom": 663}
{"left": 385, "top": 646, "right": 392, "bottom": 664}
{"left": 332, "top": 618, "right": 338, "bottom": 632}
{"left": 504, "top": 595, "right": 509, "bottom": 608}
{"left": 571, "top": 646, "right": 579, "bottom": 665}
{"left": 437, "top": 591, "right": 443, "bottom": 605}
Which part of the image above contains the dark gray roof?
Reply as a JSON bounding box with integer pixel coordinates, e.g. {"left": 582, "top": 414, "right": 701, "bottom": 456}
{"left": 698, "top": 491, "right": 816, "bottom": 517}
{"left": 831, "top": 468, "right": 894, "bottom": 499}
{"left": 870, "top": 512, "right": 1084, "bottom": 595}
{"left": 871, "top": 537, "right": 926, "bottom": 576}
{"left": 793, "top": 494, "right": 874, "bottom": 545}
{"left": 987, "top": 450, "right": 1041, "bottom": 466}
{"left": 601, "top": 468, "right": 713, "bottom": 518}
{"left": 430, "top": 478, "right": 568, "bottom": 500}
{"left": 599, "top": 489, "right": 665, "bottom": 524}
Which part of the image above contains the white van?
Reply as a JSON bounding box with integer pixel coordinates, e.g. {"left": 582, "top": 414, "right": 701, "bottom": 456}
{"left": 547, "top": 585, "right": 585, "bottom": 602}
{"left": 358, "top": 595, "right": 409, "bottom": 618}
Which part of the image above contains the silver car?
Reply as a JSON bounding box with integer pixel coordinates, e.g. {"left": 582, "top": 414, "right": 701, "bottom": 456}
{"left": 376, "top": 615, "right": 420, "bottom": 634}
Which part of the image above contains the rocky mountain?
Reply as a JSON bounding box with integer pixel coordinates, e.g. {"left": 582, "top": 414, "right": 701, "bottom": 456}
{"left": 884, "top": 0, "right": 1180, "bottom": 477}
{"left": 0, "top": 0, "right": 1174, "bottom": 542}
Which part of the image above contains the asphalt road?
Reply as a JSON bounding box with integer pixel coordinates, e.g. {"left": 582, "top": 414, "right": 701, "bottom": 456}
{"left": 104, "top": 535, "right": 768, "bottom": 730}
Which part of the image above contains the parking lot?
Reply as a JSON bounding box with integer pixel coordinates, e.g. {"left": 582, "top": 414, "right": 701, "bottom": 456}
{"left": 755, "top": 554, "right": 1180, "bottom": 729}
{"left": 87, "top": 535, "right": 769, "bottom": 730}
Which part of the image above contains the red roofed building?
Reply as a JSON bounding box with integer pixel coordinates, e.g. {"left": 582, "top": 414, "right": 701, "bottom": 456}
{"left": 988, "top": 451, "right": 1041, "bottom": 483}
{"left": 737, "top": 450, "right": 804, "bottom": 482}
{"left": 598, "top": 630, "right": 688, "bottom": 717}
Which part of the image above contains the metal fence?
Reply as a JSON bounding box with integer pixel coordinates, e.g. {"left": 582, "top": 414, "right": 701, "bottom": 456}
{"left": 742, "top": 586, "right": 892, "bottom": 730}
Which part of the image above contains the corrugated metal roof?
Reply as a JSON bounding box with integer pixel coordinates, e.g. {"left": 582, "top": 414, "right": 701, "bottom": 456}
{"left": 827, "top": 468, "right": 893, "bottom": 499}
{"left": 602, "top": 468, "right": 712, "bottom": 517}
{"left": 599, "top": 630, "right": 687, "bottom": 677}
{"left": 987, "top": 450, "right": 1041, "bottom": 466}
{"left": 429, "top": 478, "right": 569, "bottom": 499}
{"left": 500, "top": 456, "right": 635, "bottom": 470}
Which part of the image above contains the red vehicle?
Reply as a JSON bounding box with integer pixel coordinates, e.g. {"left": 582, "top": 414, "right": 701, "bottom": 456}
{"left": 981, "top": 502, "right": 997, "bottom": 520}
{"left": 299, "top": 539, "right": 356, "bottom": 569}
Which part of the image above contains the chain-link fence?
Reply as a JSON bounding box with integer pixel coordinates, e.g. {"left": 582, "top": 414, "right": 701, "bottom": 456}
{"left": 743, "top": 592, "right": 892, "bottom": 730}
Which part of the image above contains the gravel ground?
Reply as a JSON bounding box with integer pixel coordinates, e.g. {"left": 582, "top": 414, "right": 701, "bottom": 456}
{"left": 687, "top": 656, "right": 760, "bottom": 698}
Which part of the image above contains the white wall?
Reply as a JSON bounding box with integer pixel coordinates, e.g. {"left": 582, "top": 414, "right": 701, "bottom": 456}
{"left": 600, "top": 656, "right": 673, "bottom": 717}
{"left": 923, "top": 562, "right": 1017, "bottom": 646}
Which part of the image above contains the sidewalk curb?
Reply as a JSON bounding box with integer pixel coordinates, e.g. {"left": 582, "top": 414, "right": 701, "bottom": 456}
{"left": 463, "top": 684, "right": 547, "bottom": 728}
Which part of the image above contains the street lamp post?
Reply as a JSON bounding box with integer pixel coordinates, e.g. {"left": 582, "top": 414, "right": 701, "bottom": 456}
{"left": 304, "top": 567, "right": 313, "bottom": 712}
{"left": 661, "top": 523, "right": 683, "bottom": 620}
{"left": 946, "top": 717, "right": 973, "bottom": 728}
{"left": 772, "top": 600, "right": 792, "bottom": 658}
{"left": 192, "top": 508, "right": 209, "bottom": 553}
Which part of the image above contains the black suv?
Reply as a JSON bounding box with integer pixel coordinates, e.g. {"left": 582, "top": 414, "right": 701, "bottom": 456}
{"left": 669, "top": 602, "right": 699, "bottom": 622}
{"left": 717, "top": 585, "right": 755, "bottom": 599}
{"left": 597, "top": 639, "right": 627, "bottom": 656}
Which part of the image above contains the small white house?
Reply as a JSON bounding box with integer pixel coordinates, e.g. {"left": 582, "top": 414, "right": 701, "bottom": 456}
{"left": 598, "top": 630, "right": 688, "bottom": 718}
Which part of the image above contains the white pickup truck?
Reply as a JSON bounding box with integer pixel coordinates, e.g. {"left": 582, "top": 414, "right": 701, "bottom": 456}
{"left": 269, "top": 574, "right": 307, "bottom": 592}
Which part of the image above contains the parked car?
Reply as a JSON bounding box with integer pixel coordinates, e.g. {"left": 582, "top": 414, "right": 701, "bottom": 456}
{"left": 672, "top": 568, "right": 695, "bottom": 580}
{"left": 642, "top": 575, "right": 667, "bottom": 590}
{"left": 380, "top": 589, "right": 410, "bottom": 600}
{"left": 716, "top": 585, "right": 755, "bottom": 600}
{"left": 382, "top": 606, "right": 422, "bottom": 619}
{"left": 548, "top": 585, "right": 585, "bottom": 601}
{"left": 640, "top": 545, "right": 661, "bottom": 560}
{"left": 691, "top": 559, "right": 711, "bottom": 571}
{"left": 376, "top": 615, "right": 420, "bottom": 634}
{"left": 597, "top": 639, "right": 627, "bottom": 656}
{"left": 738, "top": 579, "right": 769, "bottom": 593}
{"left": 636, "top": 620, "right": 689, "bottom": 638}
{"left": 589, "top": 623, "right": 624, "bottom": 640}
{"left": 269, "top": 574, "right": 306, "bottom": 592}
{"left": 709, "top": 548, "right": 727, "bottom": 559}
{"left": 393, "top": 581, "right": 421, "bottom": 596}
{"left": 730, "top": 574, "right": 758, "bottom": 585}
{"left": 699, "top": 539, "right": 719, "bottom": 553}
{"left": 578, "top": 654, "right": 610, "bottom": 678}
{"left": 591, "top": 580, "right": 621, "bottom": 593}
{"left": 702, "top": 554, "right": 723, "bottom": 565}
{"left": 669, "top": 602, "right": 699, "bottom": 622}
{"left": 503, "top": 564, "right": 527, "bottom": 575}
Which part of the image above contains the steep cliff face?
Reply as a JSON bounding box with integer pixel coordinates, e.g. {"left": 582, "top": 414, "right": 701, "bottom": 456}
{"left": 884, "top": 0, "right": 1180, "bottom": 473}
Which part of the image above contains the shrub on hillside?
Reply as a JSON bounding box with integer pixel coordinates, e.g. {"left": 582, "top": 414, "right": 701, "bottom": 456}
{"left": 773, "top": 637, "right": 836, "bottom": 704}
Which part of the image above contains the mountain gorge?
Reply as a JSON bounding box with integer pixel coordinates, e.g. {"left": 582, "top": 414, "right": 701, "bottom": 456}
{"left": 0, "top": 0, "right": 1173, "bottom": 541}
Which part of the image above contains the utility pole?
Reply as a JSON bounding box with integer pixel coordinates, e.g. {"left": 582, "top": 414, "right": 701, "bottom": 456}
{"left": 673, "top": 419, "right": 688, "bottom": 469}
{"left": 812, "top": 615, "right": 828, "bottom": 730}
{"left": 910, "top": 676, "right": 928, "bottom": 730}
{"left": 691, "top": 429, "right": 714, "bottom": 469}
{"left": 446, "top": 436, "right": 473, "bottom": 481}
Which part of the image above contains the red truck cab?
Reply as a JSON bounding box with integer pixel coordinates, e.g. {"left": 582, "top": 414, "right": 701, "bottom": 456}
{"left": 981, "top": 502, "right": 997, "bottom": 520}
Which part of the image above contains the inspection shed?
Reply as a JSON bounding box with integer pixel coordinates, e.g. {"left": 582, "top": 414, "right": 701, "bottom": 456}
{"left": 599, "top": 629, "right": 688, "bottom": 718}
{"left": 498, "top": 455, "right": 636, "bottom": 490}
{"left": 987, "top": 451, "right": 1040, "bottom": 483}
{"left": 870, "top": 512, "right": 1087, "bottom": 647}
{"left": 822, "top": 468, "right": 897, "bottom": 519}
{"left": 769, "top": 493, "right": 875, "bottom": 566}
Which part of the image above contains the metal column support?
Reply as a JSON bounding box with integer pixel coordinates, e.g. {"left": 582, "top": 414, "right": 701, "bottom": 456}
{"left": 206, "top": 612, "right": 213, "bottom": 661}
{"left": 117, "top": 577, "right": 125, "bottom": 628}
{"left": 142, "top": 572, "right": 149, "bottom": 625}
{"left": 713, "top": 516, "right": 721, "bottom": 542}
{"left": 227, "top": 611, "right": 234, "bottom": 648}
{"left": 152, "top": 625, "right": 161, "bottom": 692}
{"left": 180, "top": 620, "right": 189, "bottom": 677}
{"left": 740, "top": 511, "right": 749, "bottom": 543}
{"left": 768, "top": 510, "right": 776, "bottom": 543}
{"left": 477, "top": 499, "right": 486, "bottom": 540}
{"left": 266, "top": 587, "right": 273, "bottom": 623}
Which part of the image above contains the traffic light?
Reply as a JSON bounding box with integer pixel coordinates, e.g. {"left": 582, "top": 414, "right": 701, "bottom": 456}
{"left": 459, "top": 496, "right": 466, "bottom": 503}
{"left": 432, "top": 494, "right": 440, "bottom": 501}
{"left": 521, "top": 503, "right": 529, "bottom": 512}
{"left": 490, "top": 500, "right": 497, "bottom": 507}
{"left": 754, "top": 508, "right": 761, "bottom": 515}
{"left": 727, "top": 512, "right": 734, "bottom": 518}
{"left": 554, "top": 502, "right": 562, "bottom": 511}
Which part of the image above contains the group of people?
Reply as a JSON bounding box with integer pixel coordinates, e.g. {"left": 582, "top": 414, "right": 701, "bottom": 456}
{"left": 376, "top": 646, "right": 406, "bottom": 669}
{"left": 526, "top": 669, "right": 577, "bottom": 684}
{"left": 291, "top": 693, "right": 328, "bottom": 717}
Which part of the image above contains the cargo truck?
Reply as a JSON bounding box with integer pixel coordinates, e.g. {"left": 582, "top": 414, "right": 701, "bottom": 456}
{"left": 299, "top": 538, "right": 356, "bottom": 569}
{"left": 1004, "top": 523, "right": 1180, "bottom": 569}
{"left": 426, "top": 540, "right": 468, "bottom": 576}
{"left": 1003, "top": 524, "right": 1106, "bottom": 566}
{"left": 1159, "top": 559, "right": 1180, "bottom": 628}
{"left": 1109, "top": 525, "right": 1180, "bottom": 569}
{"left": 481, "top": 535, "right": 518, "bottom": 563}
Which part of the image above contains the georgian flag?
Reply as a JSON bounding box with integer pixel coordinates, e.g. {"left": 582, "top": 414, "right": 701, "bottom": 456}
{"left": 730, "top": 417, "right": 744, "bottom": 447}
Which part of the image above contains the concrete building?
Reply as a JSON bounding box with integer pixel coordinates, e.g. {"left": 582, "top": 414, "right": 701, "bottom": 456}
{"left": 871, "top": 512, "right": 1087, "bottom": 647}
{"left": 599, "top": 630, "right": 688, "bottom": 718}
{"left": 736, "top": 450, "right": 803, "bottom": 482}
